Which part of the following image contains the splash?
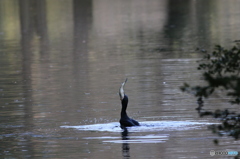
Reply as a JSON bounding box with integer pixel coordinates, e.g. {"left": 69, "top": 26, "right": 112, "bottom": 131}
{"left": 60, "top": 120, "right": 213, "bottom": 132}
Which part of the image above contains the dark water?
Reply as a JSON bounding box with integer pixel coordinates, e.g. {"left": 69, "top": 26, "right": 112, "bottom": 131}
{"left": 1, "top": 0, "right": 240, "bottom": 158}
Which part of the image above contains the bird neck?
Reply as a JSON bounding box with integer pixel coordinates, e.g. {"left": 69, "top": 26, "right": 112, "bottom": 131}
{"left": 121, "top": 100, "right": 128, "bottom": 117}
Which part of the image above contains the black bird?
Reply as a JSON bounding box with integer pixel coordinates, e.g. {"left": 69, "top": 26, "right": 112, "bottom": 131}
{"left": 119, "top": 79, "right": 140, "bottom": 128}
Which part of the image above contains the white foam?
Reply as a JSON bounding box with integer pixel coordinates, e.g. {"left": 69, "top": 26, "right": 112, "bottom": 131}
{"left": 60, "top": 120, "right": 213, "bottom": 132}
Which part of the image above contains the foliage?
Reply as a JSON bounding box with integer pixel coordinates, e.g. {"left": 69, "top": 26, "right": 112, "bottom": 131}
{"left": 180, "top": 44, "right": 240, "bottom": 142}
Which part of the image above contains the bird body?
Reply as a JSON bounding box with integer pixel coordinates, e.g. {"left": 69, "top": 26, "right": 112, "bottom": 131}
{"left": 119, "top": 79, "right": 140, "bottom": 128}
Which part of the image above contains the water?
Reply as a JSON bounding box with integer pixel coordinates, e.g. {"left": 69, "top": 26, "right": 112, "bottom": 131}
{"left": 1, "top": 0, "right": 240, "bottom": 158}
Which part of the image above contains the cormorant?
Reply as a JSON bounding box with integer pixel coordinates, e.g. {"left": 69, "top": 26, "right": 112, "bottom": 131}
{"left": 119, "top": 78, "right": 140, "bottom": 128}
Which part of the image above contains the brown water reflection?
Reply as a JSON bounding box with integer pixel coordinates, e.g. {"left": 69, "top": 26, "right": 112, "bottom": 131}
{"left": 0, "top": 0, "right": 240, "bottom": 158}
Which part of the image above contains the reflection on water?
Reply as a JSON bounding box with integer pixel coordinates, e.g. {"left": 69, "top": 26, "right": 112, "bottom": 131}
{"left": 1, "top": 0, "right": 240, "bottom": 158}
{"left": 122, "top": 128, "right": 130, "bottom": 159}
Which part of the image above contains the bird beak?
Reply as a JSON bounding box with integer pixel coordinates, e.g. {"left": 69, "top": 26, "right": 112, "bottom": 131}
{"left": 119, "top": 78, "right": 127, "bottom": 101}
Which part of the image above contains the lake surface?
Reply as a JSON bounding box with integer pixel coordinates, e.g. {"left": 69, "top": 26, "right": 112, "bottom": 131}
{"left": 1, "top": 0, "right": 240, "bottom": 158}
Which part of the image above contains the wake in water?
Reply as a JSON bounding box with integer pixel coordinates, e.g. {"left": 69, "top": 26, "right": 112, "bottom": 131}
{"left": 60, "top": 120, "right": 216, "bottom": 143}
{"left": 60, "top": 120, "right": 213, "bottom": 132}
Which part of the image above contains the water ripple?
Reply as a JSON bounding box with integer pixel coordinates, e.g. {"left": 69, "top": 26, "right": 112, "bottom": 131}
{"left": 60, "top": 120, "right": 213, "bottom": 132}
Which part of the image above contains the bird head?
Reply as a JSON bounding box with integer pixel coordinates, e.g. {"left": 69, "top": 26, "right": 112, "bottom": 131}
{"left": 119, "top": 78, "right": 128, "bottom": 101}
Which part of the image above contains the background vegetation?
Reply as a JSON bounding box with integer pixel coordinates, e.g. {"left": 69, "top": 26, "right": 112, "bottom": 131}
{"left": 181, "top": 43, "right": 240, "bottom": 144}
